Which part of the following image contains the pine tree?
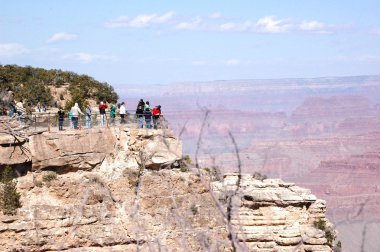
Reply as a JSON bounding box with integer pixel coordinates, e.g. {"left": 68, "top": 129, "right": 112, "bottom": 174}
{"left": 0, "top": 166, "right": 21, "bottom": 215}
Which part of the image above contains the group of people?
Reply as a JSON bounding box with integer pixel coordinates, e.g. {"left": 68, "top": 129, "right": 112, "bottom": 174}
{"left": 57, "top": 99, "right": 161, "bottom": 130}
{"left": 2, "top": 91, "right": 26, "bottom": 121}
{"left": 135, "top": 99, "right": 162, "bottom": 129}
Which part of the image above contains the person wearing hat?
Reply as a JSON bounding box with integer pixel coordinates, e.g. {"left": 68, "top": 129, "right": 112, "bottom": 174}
{"left": 152, "top": 105, "right": 161, "bottom": 129}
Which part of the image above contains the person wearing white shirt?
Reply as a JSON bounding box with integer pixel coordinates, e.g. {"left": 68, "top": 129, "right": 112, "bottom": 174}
{"left": 119, "top": 101, "right": 126, "bottom": 124}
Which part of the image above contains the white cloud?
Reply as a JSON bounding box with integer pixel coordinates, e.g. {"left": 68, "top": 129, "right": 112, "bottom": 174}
{"left": 209, "top": 12, "right": 222, "bottom": 19}
{"left": 0, "top": 43, "right": 28, "bottom": 57}
{"left": 47, "top": 32, "right": 78, "bottom": 43}
{"left": 175, "top": 17, "right": 202, "bottom": 30}
{"left": 105, "top": 12, "right": 175, "bottom": 28}
{"left": 62, "top": 52, "right": 116, "bottom": 64}
{"left": 254, "top": 16, "right": 293, "bottom": 33}
{"left": 219, "top": 21, "right": 252, "bottom": 32}
{"left": 225, "top": 58, "right": 239, "bottom": 65}
{"left": 105, "top": 12, "right": 339, "bottom": 35}
{"left": 104, "top": 16, "right": 129, "bottom": 28}
{"left": 299, "top": 21, "right": 326, "bottom": 31}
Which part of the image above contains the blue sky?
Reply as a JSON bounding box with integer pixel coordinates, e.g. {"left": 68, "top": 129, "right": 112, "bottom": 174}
{"left": 1, "top": 0, "right": 380, "bottom": 88}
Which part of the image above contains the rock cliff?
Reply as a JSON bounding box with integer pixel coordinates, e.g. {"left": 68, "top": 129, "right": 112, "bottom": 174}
{"left": 0, "top": 118, "right": 337, "bottom": 251}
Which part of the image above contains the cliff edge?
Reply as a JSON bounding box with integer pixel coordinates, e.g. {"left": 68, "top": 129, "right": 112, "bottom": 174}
{"left": 0, "top": 118, "right": 338, "bottom": 251}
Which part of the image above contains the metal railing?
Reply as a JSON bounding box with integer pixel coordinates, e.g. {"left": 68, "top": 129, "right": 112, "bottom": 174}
{"left": 16, "top": 111, "right": 168, "bottom": 132}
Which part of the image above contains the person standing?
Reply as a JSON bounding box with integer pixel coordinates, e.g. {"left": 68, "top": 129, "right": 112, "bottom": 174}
{"left": 110, "top": 104, "right": 116, "bottom": 125}
{"left": 135, "top": 105, "right": 144, "bottom": 128}
{"left": 70, "top": 103, "right": 84, "bottom": 129}
{"left": 137, "top": 99, "right": 145, "bottom": 109}
{"left": 144, "top": 101, "right": 150, "bottom": 110}
{"left": 85, "top": 105, "right": 92, "bottom": 129}
{"left": 8, "top": 91, "right": 15, "bottom": 117}
{"left": 15, "top": 100, "right": 25, "bottom": 122}
{"left": 144, "top": 107, "right": 152, "bottom": 129}
{"left": 68, "top": 110, "right": 73, "bottom": 129}
{"left": 152, "top": 105, "right": 161, "bottom": 129}
{"left": 99, "top": 101, "right": 108, "bottom": 126}
{"left": 58, "top": 109, "right": 65, "bottom": 131}
{"left": 119, "top": 101, "right": 126, "bottom": 124}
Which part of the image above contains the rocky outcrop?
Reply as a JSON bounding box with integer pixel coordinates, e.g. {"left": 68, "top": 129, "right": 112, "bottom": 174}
{"left": 1, "top": 169, "right": 229, "bottom": 251}
{"left": 0, "top": 124, "right": 182, "bottom": 177}
{"left": 0, "top": 170, "right": 336, "bottom": 252}
{"left": 98, "top": 128, "right": 182, "bottom": 179}
{"left": 212, "top": 174, "right": 336, "bottom": 251}
{"left": 29, "top": 128, "right": 117, "bottom": 172}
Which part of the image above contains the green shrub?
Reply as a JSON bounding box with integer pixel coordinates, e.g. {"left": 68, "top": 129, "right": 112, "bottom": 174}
{"left": 0, "top": 64, "right": 118, "bottom": 111}
{"left": 34, "top": 180, "right": 43, "bottom": 188}
{"left": 42, "top": 171, "right": 57, "bottom": 182}
{"left": 180, "top": 166, "right": 188, "bottom": 172}
{"left": 333, "top": 241, "right": 342, "bottom": 252}
{"left": 190, "top": 203, "right": 199, "bottom": 215}
{"left": 0, "top": 166, "right": 21, "bottom": 215}
{"left": 183, "top": 155, "right": 192, "bottom": 164}
{"left": 252, "top": 172, "right": 267, "bottom": 181}
{"left": 313, "top": 219, "right": 336, "bottom": 247}
{"left": 123, "top": 169, "right": 139, "bottom": 187}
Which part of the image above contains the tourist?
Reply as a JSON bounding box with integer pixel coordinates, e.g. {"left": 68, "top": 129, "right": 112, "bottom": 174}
{"left": 137, "top": 99, "right": 145, "bottom": 109}
{"left": 15, "top": 100, "right": 25, "bottom": 122}
{"left": 58, "top": 109, "right": 65, "bottom": 131}
{"left": 8, "top": 91, "right": 16, "bottom": 118}
{"left": 119, "top": 101, "right": 126, "bottom": 124}
{"left": 144, "top": 107, "right": 152, "bottom": 129}
{"left": 37, "top": 102, "right": 41, "bottom": 112}
{"left": 85, "top": 105, "right": 92, "bottom": 129}
{"left": 152, "top": 105, "right": 161, "bottom": 129}
{"left": 99, "top": 101, "right": 108, "bottom": 126}
{"left": 135, "top": 105, "right": 144, "bottom": 128}
{"left": 68, "top": 110, "right": 73, "bottom": 128}
{"left": 70, "top": 103, "right": 84, "bottom": 129}
{"left": 110, "top": 104, "right": 116, "bottom": 125}
{"left": 144, "top": 101, "right": 150, "bottom": 110}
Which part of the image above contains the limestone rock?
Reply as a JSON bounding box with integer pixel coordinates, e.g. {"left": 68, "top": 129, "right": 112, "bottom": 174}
{"left": 0, "top": 170, "right": 229, "bottom": 251}
{"left": 212, "top": 173, "right": 335, "bottom": 252}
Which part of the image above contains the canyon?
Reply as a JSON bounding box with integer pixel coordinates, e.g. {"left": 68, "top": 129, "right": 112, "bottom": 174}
{"left": 120, "top": 75, "right": 380, "bottom": 251}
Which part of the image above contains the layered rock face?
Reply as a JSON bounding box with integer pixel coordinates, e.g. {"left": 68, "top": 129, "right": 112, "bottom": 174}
{"left": 0, "top": 171, "right": 335, "bottom": 252}
{"left": 1, "top": 170, "right": 229, "bottom": 251}
{"left": 0, "top": 121, "right": 183, "bottom": 177}
{"left": 212, "top": 174, "right": 335, "bottom": 252}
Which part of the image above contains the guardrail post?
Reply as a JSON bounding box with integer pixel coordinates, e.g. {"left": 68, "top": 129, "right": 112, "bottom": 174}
{"left": 48, "top": 113, "right": 50, "bottom": 132}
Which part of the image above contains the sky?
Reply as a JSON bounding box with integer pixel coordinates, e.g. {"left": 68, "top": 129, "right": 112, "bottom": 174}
{"left": 1, "top": 0, "right": 380, "bottom": 89}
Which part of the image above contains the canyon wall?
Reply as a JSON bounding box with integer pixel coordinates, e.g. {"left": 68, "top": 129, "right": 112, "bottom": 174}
{"left": 0, "top": 119, "right": 337, "bottom": 251}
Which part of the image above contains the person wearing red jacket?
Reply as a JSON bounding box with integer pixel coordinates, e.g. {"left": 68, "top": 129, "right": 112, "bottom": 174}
{"left": 99, "top": 101, "right": 108, "bottom": 126}
{"left": 152, "top": 105, "right": 161, "bottom": 129}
